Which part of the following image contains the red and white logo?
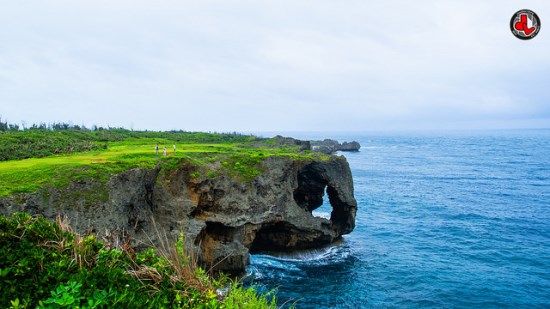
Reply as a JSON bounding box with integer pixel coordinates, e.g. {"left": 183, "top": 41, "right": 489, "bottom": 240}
{"left": 510, "top": 9, "right": 541, "bottom": 40}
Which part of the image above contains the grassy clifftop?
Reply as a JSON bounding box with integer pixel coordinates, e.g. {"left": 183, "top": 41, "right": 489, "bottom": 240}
{"left": 0, "top": 128, "right": 323, "bottom": 198}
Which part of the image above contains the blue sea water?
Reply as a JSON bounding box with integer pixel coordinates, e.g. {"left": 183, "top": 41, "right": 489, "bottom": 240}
{"left": 247, "top": 130, "right": 550, "bottom": 308}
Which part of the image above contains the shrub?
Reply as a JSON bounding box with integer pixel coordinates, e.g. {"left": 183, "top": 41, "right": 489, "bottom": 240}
{"left": 0, "top": 213, "right": 276, "bottom": 308}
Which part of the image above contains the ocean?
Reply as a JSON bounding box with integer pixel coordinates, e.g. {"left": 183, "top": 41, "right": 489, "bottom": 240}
{"left": 247, "top": 130, "right": 550, "bottom": 308}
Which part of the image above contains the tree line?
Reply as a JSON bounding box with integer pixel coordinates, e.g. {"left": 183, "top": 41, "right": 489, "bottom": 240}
{"left": 0, "top": 117, "right": 124, "bottom": 132}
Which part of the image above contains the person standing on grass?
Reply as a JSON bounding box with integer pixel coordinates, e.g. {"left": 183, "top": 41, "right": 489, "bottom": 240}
{"left": 173, "top": 144, "right": 176, "bottom": 153}
{"left": 163, "top": 147, "right": 167, "bottom": 156}
{"left": 155, "top": 144, "right": 159, "bottom": 154}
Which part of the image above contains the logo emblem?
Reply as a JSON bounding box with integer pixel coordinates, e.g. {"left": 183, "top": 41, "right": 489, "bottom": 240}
{"left": 510, "top": 9, "right": 541, "bottom": 40}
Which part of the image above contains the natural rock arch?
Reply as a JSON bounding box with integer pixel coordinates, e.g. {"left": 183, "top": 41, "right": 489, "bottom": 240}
{"left": 292, "top": 161, "right": 356, "bottom": 235}
{"left": 248, "top": 160, "right": 357, "bottom": 254}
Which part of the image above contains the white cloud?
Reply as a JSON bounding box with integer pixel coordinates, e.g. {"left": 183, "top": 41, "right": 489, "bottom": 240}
{"left": 0, "top": 0, "right": 549, "bottom": 131}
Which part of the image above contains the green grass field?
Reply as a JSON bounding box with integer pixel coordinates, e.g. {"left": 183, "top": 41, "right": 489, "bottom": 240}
{"left": 0, "top": 129, "right": 322, "bottom": 198}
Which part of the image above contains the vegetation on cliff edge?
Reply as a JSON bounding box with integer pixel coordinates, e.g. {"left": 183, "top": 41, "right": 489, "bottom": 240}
{"left": 0, "top": 123, "right": 315, "bottom": 308}
{"left": 0, "top": 212, "right": 277, "bottom": 308}
{"left": 0, "top": 124, "right": 326, "bottom": 197}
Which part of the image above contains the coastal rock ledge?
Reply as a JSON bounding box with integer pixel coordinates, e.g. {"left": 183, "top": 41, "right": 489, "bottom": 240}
{"left": 0, "top": 156, "right": 357, "bottom": 274}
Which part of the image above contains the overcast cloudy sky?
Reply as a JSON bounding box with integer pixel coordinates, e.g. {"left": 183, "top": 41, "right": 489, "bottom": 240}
{"left": 1, "top": 1, "right": 549, "bottom": 132}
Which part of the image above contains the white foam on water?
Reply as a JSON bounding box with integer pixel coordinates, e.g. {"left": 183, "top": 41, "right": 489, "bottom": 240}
{"left": 311, "top": 210, "right": 331, "bottom": 219}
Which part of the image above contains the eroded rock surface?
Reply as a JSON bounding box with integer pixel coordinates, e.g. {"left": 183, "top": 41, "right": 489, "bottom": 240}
{"left": 0, "top": 156, "right": 357, "bottom": 274}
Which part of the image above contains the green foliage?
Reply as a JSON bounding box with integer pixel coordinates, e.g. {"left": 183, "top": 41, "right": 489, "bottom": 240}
{"left": 0, "top": 129, "right": 102, "bottom": 161}
{"left": 0, "top": 213, "right": 276, "bottom": 309}
{"left": 222, "top": 283, "right": 279, "bottom": 309}
{"left": 0, "top": 129, "right": 326, "bottom": 198}
{"left": 0, "top": 126, "right": 254, "bottom": 162}
{"left": 42, "top": 281, "right": 85, "bottom": 307}
{"left": 224, "top": 154, "right": 265, "bottom": 181}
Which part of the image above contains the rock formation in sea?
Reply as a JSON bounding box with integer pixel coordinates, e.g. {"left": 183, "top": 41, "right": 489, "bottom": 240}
{"left": 0, "top": 155, "right": 357, "bottom": 274}
{"left": 310, "top": 139, "right": 361, "bottom": 154}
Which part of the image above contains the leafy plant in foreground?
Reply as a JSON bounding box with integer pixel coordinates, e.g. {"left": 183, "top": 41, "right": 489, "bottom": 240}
{"left": 0, "top": 212, "right": 277, "bottom": 308}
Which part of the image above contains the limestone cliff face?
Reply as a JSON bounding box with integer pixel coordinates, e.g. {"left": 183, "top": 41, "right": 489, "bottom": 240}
{"left": 0, "top": 156, "right": 357, "bottom": 274}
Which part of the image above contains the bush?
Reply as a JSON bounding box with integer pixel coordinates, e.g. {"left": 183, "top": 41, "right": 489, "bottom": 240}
{"left": 0, "top": 213, "right": 276, "bottom": 308}
{"left": 0, "top": 124, "right": 256, "bottom": 162}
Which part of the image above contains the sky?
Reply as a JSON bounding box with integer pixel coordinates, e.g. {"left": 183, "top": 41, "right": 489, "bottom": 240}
{"left": 1, "top": 1, "right": 549, "bottom": 132}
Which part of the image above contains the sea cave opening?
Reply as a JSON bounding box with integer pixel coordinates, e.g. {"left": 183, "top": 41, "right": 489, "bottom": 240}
{"left": 311, "top": 187, "right": 332, "bottom": 219}
{"left": 292, "top": 164, "right": 334, "bottom": 220}
{"left": 249, "top": 164, "right": 353, "bottom": 253}
{"left": 292, "top": 163, "right": 351, "bottom": 233}
{"left": 249, "top": 221, "right": 301, "bottom": 253}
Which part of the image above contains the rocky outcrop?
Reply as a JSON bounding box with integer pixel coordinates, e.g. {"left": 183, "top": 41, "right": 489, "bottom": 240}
{"left": 0, "top": 156, "right": 357, "bottom": 274}
{"left": 311, "top": 139, "right": 361, "bottom": 154}
{"left": 271, "top": 135, "right": 312, "bottom": 152}
{"left": 266, "top": 136, "right": 360, "bottom": 155}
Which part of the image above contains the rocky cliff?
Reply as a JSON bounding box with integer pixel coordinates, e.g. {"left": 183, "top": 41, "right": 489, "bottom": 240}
{"left": 0, "top": 155, "right": 357, "bottom": 274}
